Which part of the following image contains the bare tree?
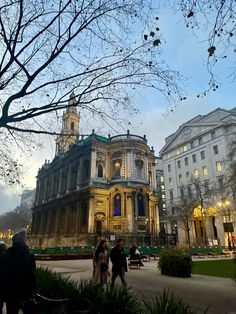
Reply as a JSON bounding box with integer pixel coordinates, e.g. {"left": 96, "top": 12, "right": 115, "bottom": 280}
{"left": 0, "top": 206, "right": 31, "bottom": 233}
{"left": 191, "top": 177, "right": 214, "bottom": 244}
{"left": 169, "top": 0, "right": 236, "bottom": 90}
{"left": 0, "top": 0, "right": 184, "bottom": 185}
{"left": 171, "top": 195, "right": 197, "bottom": 249}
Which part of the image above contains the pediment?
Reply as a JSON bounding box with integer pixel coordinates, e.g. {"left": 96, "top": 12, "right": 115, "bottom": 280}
{"left": 161, "top": 123, "right": 217, "bottom": 153}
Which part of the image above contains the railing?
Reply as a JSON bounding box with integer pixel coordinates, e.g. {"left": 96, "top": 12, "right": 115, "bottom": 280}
{"left": 110, "top": 133, "right": 147, "bottom": 144}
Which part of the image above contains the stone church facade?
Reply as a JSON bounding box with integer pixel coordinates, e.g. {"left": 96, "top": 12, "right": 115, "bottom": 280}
{"left": 30, "top": 94, "right": 159, "bottom": 248}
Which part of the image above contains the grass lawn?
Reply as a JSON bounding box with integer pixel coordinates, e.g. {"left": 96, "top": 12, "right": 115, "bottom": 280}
{"left": 192, "top": 259, "right": 236, "bottom": 278}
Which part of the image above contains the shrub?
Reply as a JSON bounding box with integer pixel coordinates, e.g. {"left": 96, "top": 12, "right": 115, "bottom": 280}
{"left": 36, "top": 267, "right": 141, "bottom": 313}
{"left": 142, "top": 289, "right": 197, "bottom": 314}
{"left": 158, "top": 249, "right": 192, "bottom": 278}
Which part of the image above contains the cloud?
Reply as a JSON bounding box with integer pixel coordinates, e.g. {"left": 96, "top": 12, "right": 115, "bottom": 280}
{"left": 0, "top": 184, "right": 20, "bottom": 214}
{"left": 131, "top": 97, "right": 232, "bottom": 154}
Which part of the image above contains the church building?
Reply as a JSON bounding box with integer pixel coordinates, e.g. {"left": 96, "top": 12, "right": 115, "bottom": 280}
{"left": 30, "top": 93, "right": 159, "bottom": 248}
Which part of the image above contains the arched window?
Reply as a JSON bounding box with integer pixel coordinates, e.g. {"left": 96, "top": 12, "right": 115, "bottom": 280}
{"left": 114, "top": 161, "right": 121, "bottom": 177}
{"left": 97, "top": 164, "right": 103, "bottom": 178}
{"left": 136, "top": 159, "right": 143, "bottom": 178}
{"left": 113, "top": 193, "right": 121, "bottom": 216}
{"left": 71, "top": 121, "right": 74, "bottom": 130}
{"left": 138, "top": 193, "right": 145, "bottom": 216}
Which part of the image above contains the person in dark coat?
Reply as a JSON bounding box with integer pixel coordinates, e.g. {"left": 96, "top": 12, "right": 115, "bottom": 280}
{"left": 0, "top": 241, "right": 7, "bottom": 314}
{"left": 110, "top": 238, "right": 127, "bottom": 288}
{"left": 6, "top": 230, "right": 36, "bottom": 314}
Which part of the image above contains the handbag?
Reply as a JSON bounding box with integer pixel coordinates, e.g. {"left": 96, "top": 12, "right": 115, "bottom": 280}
{"left": 100, "top": 262, "right": 108, "bottom": 272}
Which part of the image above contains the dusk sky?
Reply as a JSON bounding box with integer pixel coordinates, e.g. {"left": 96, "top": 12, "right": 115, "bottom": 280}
{"left": 0, "top": 5, "right": 235, "bottom": 214}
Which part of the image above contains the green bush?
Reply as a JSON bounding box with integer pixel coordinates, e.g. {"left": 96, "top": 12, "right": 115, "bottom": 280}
{"left": 143, "top": 289, "right": 197, "bottom": 314}
{"left": 36, "top": 267, "right": 141, "bottom": 313}
{"left": 158, "top": 249, "right": 192, "bottom": 278}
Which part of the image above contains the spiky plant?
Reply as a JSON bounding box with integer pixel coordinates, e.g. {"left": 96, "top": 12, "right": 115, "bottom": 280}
{"left": 142, "top": 289, "right": 197, "bottom": 314}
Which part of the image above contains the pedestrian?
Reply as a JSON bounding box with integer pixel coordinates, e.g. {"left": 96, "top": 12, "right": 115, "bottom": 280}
{"left": 5, "top": 230, "right": 37, "bottom": 314}
{"left": 129, "top": 245, "right": 144, "bottom": 266}
{"left": 93, "top": 240, "right": 109, "bottom": 285}
{"left": 110, "top": 238, "right": 127, "bottom": 288}
{"left": 0, "top": 241, "right": 7, "bottom": 314}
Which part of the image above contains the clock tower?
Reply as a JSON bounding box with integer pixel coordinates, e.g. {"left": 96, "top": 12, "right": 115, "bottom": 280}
{"left": 55, "top": 92, "right": 80, "bottom": 154}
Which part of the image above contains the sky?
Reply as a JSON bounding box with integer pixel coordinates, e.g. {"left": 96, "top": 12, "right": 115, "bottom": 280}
{"left": 0, "top": 5, "right": 235, "bottom": 214}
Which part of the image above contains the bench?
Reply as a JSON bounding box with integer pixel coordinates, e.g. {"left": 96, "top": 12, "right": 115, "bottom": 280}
{"left": 142, "top": 254, "right": 150, "bottom": 262}
{"left": 128, "top": 259, "right": 141, "bottom": 270}
{"left": 220, "top": 250, "right": 231, "bottom": 258}
{"left": 150, "top": 253, "right": 159, "bottom": 260}
{"left": 208, "top": 252, "right": 219, "bottom": 258}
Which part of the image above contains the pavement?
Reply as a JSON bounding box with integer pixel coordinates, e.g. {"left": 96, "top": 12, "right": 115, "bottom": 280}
{"left": 36, "top": 257, "right": 236, "bottom": 314}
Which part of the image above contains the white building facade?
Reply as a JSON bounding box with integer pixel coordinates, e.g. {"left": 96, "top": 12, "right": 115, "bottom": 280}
{"left": 160, "top": 107, "right": 236, "bottom": 247}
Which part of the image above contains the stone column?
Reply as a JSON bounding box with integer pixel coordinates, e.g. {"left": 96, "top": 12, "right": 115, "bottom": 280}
{"left": 105, "top": 152, "right": 110, "bottom": 180}
{"left": 88, "top": 197, "right": 94, "bottom": 233}
{"left": 76, "top": 161, "right": 81, "bottom": 190}
{"left": 75, "top": 202, "right": 80, "bottom": 235}
{"left": 127, "top": 193, "right": 133, "bottom": 232}
{"left": 66, "top": 164, "right": 72, "bottom": 193}
{"left": 57, "top": 169, "right": 63, "bottom": 196}
{"left": 43, "top": 178, "right": 48, "bottom": 201}
{"left": 50, "top": 174, "right": 54, "bottom": 199}
{"left": 91, "top": 148, "right": 97, "bottom": 179}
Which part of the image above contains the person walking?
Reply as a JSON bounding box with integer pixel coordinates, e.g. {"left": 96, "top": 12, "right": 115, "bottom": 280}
{"left": 110, "top": 239, "right": 127, "bottom": 288}
{"left": 93, "top": 240, "right": 109, "bottom": 285}
{"left": 5, "top": 230, "right": 37, "bottom": 314}
{"left": 0, "top": 241, "right": 7, "bottom": 314}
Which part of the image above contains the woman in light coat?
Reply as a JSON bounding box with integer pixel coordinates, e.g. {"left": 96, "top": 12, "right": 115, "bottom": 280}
{"left": 93, "top": 240, "right": 109, "bottom": 285}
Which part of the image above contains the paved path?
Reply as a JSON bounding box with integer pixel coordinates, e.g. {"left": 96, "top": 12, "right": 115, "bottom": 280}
{"left": 37, "top": 259, "right": 236, "bottom": 314}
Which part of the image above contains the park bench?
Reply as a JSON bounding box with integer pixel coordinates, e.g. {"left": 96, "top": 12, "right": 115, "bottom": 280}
{"left": 128, "top": 259, "right": 141, "bottom": 270}
{"left": 220, "top": 250, "right": 231, "bottom": 258}
{"left": 150, "top": 253, "right": 159, "bottom": 260}
{"left": 207, "top": 252, "right": 219, "bottom": 257}
{"left": 141, "top": 254, "right": 150, "bottom": 262}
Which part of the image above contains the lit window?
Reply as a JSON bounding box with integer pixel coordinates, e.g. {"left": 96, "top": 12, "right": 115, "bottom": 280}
{"left": 177, "top": 160, "right": 181, "bottom": 169}
{"left": 161, "top": 184, "right": 165, "bottom": 190}
{"left": 184, "top": 157, "right": 188, "bottom": 166}
{"left": 216, "top": 161, "right": 222, "bottom": 172}
{"left": 213, "top": 145, "right": 219, "bottom": 155}
{"left": 169, "top": 177, "right": 173, "bottom": 186}
{"left": 192, "top": 154, "right": 196, "bottom": 163}
{"left": 194, "top": 169, "right": 199, "bottom": 177}
{"left": 203, "top": 166, "right": 208, "bottom": 176}
{"left": 114, "top": 161, "right": 121, "bottom": 177}
{"left": 201, "top": 151, "right": 205, "bottom": 160}
{"left": 183, "top": 145, "right": 187, "bottom": 152}
{"left": 137, "top": 193, "right": 145, "bottom": 216}
{"left": 113, "top": 193, "right": 121, "bottom": 216}
{"left": 176, "top": 149, "right": 180, "bottom": 155}
{"left": 163, "top": 203, "right": 166, "bottom": 208}
{"left": 160, "top": 176, "right": 164, "bottom": 182}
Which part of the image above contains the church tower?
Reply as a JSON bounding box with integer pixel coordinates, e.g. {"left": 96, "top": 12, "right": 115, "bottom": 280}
{"left": 55, "top": 92, "right": 80, "bottom": 154}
